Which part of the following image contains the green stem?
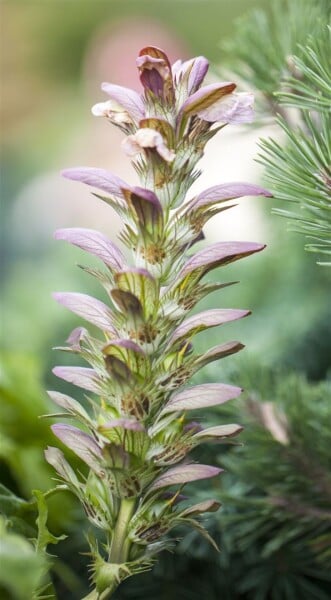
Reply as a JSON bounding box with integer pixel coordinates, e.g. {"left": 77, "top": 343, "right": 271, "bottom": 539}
{"left": 81, "top": 584, "right": 117, "bottom": 600}
{"left": 81, "top": 498, "right": 136, "bottom": 600}
{"left": 109, "top": 497, "right": 136, "bottom": 563}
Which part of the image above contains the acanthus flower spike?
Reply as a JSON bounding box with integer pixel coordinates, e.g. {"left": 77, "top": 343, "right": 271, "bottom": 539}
{"left": 48, "top": 45, "right": 270, "bottom": 598}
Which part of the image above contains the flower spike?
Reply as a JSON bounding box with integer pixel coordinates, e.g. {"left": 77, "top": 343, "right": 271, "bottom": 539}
{"left": 48, "top": 46, "right": 269, "bottom": 597}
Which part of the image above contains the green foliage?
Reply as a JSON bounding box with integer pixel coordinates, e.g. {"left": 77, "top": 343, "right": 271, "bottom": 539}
{"left": 0, "top": 517, "right": 47, "bottom": 600}
{"left": 0, "top": 352, "right": 76, "bottom": 537}
{"left": 0, "top": 484, "right": 73, "bottom": 600}
{"left": 277, "top": 26, "right": 331, "bottom": 113}
{"left": 259, "top": 25, "right": 331, "bottom": 266}
{"left": 0, "top": 484, "right": 37, "bottom": 540}
{"left": 0, "top": 352, "right": 56, "bottom": 496}
{"left": 221, "top": 0, "right": 330, "bottom": 111}
{"left": 222, "top": 0, "right": 331, "bottom": 265}
{"left": 220, "top": 366, "right": 331, "bottom": 565}
{"left": 259, "top": 109, "right": 330, "bottom": 265}
{"left": 33, "top": 490, "right": 67, "bottom": 556}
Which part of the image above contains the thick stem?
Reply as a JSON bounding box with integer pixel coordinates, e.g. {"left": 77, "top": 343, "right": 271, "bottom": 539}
{"left": 81, "top": 583, "right": 118, "bottom": 600}
{"left": 81, "top": 499, "right": 136, "bottom": 600}
{"left": 108, "top": 497, "right": 136, "bottom": 563}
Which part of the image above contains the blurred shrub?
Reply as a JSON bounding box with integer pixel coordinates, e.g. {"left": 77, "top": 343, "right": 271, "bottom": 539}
{"left": 0, "top": 517, "right": 47, "bottom": 600}
{"left": 0, "top": 352, "right": 76, "bottom": 531}
{"left": 0, "top": 353, "right": 55, "bottom": 496}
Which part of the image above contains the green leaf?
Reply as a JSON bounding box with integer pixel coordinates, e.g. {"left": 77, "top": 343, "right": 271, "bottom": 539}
{"left": 33, "top": 490, "right": 67, "bottom": 555}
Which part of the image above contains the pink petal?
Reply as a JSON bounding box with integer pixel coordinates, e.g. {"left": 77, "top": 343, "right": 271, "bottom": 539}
{"left": 192, "top": 182, "right": 272, "bottom": 210}
{"left": 197, "top": 92, "right": 254, "bottom": 124}
{"left": 170, "top": 308, "right": 250, "bottom": 344}
{"left": 187, "top": 56, "right": 209, "bottom": 94}
{"left": 195, "top": 341, "right": 245, "bottom": 369}
{"left": 172, "top": 56, "right": 209, "bottom": 94}
{"left": 101, "top": 82, "right": 145, "bottom": 123}
{"left": 179, "top": 499, "right": 221, "bottom": 518}
{"left": 103, "top": 338, "right": 144, "bottom": 354}
{"left": 122, "top": 128, "right": 175, "bottom": 162}
{"left": 181, "top": 82, "right": 236, "bottom": 115}
{"left": 44, "top": 446, "right": 79, "bottom": 484}
{"left": 194, "top": 424, "right": 243, "bottom": 440}
{"left": 65, "top": 326, "right": 88, "bottom": 349}
{"left": 99, "top": 418, "right": 145, "bottom": 432}
{"left": 62, "top": 167, "right": 127, "bottom": 198}
{"left": 137, "top": 46, "right": 174, "bottom": 103}
{"left": 54, "top": 228, "right": 125, "bottom": 270}
{"left": 162, "top": 383, "right": 242, "bottom": 414}
{"left": 53, "top": 292, "right": 116, "bottom": 334}
{"left": 51, "top": 424, "right": 102, "bottom": 472}
{"left": 47, "top": 390, "right": 90, "bottom": 420}
{"left": 149, "top": 463, "right": 223, "bottom": 491}
{"left": 178, "top": 241, "right": 266, "bottom": 281}
{"left": 53, "top": 366, "right": 101, "bottom": 393}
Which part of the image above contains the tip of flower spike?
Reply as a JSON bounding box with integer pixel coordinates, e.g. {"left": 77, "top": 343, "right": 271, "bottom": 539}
{"left": 138, "top": 45, "right": 167, "bottom": 56}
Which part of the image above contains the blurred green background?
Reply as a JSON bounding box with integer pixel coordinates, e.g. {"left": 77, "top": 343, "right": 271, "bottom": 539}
{"left": 1, "top": 1, "right": 330, "bottom": 599}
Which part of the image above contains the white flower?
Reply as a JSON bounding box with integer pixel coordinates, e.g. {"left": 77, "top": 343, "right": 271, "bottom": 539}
{"left": 122, "top": 128, "right": 175, "bottom": 162}
{"left": 91, "top": 100, "right": 132, "bottom": 124}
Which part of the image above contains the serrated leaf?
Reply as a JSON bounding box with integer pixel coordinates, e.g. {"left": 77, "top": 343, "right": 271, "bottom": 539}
{"left": 33, "top": 490, "right": 67, "bottom": 554}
